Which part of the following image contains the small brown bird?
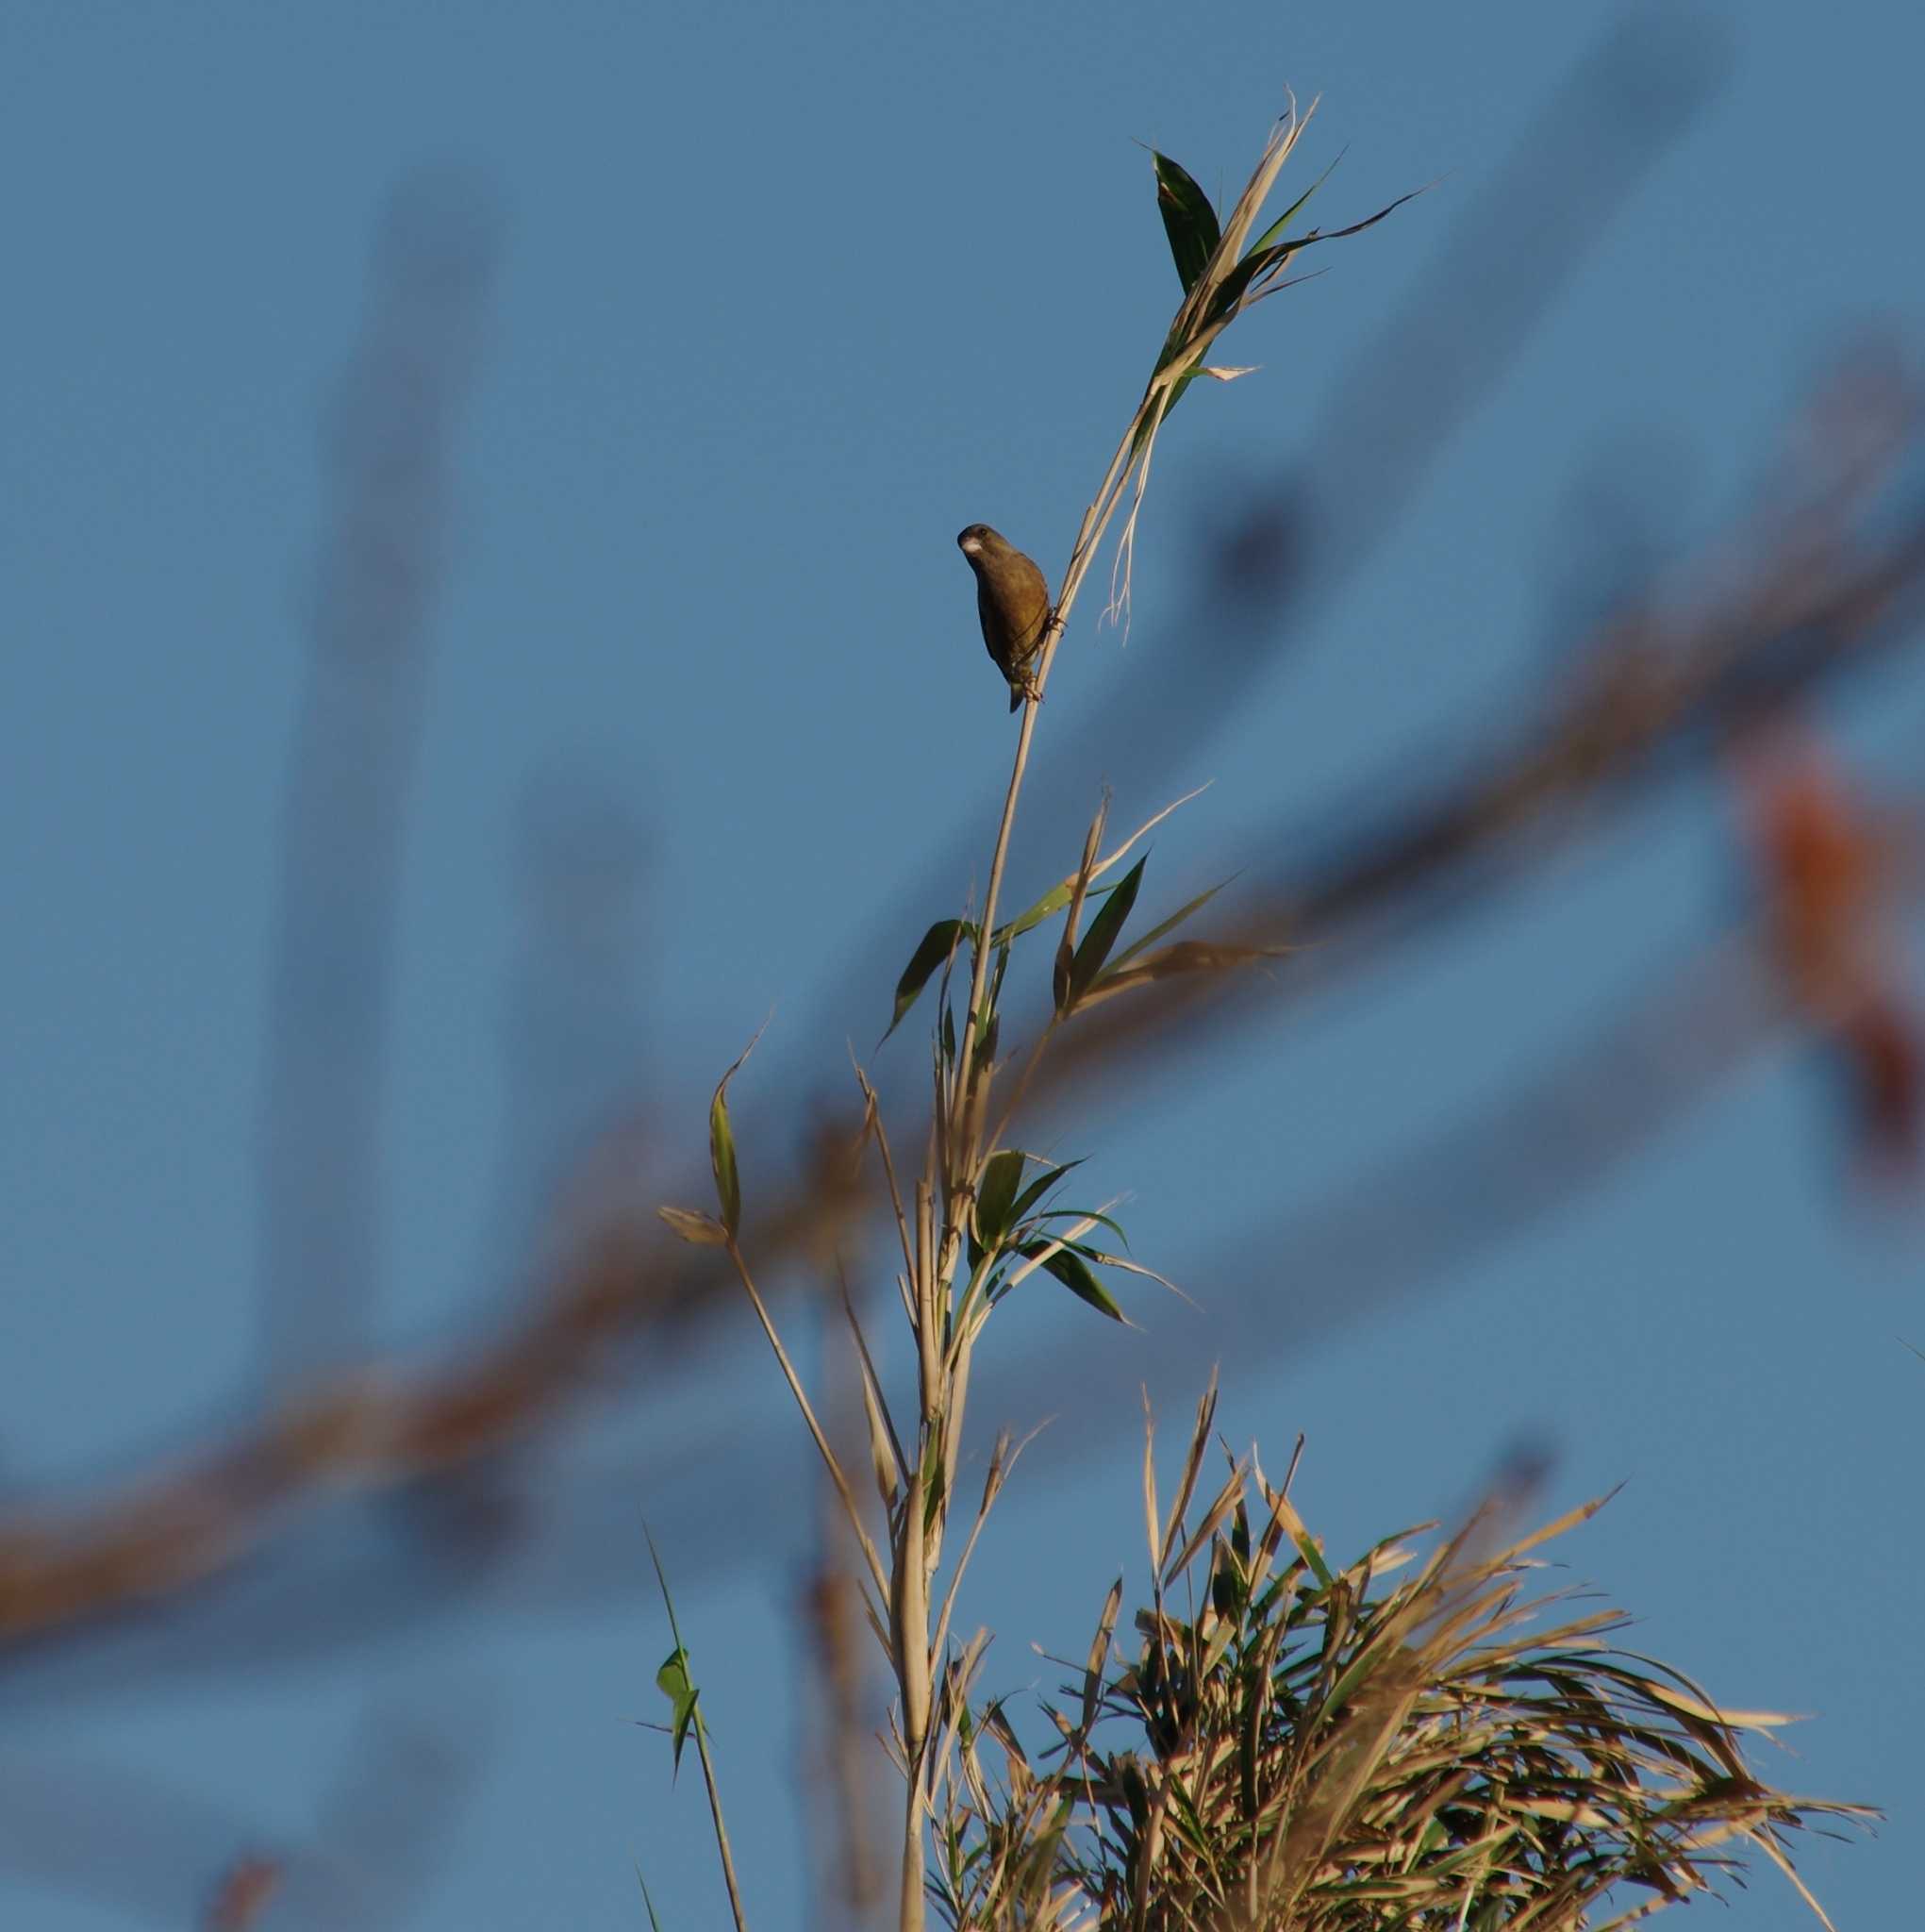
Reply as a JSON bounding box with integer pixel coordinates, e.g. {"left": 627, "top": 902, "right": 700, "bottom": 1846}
{"left": 957, "top": 524, "right": 1052, "bottom": 711}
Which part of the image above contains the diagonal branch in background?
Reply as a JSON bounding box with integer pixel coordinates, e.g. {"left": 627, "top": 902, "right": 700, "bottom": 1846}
{"left": 1043, "top": 432, "right": 1925, "bottom": 1104}
{"left": 486, "top": 774, "right": 655, "bottom": 1279}
{"left": 254, "top": 168, "right": 501, "bottom": 1388}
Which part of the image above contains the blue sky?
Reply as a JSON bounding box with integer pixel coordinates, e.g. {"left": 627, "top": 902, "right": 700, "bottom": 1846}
{"left": 3, "top": 2, "right": 1921, "bottom": 1926}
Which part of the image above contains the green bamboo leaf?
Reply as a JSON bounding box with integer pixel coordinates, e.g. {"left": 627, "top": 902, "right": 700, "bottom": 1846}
{"left": 1245, "top": 153, "right": 1341, "bottom": 257}
{"left": 1044, "top": 1247, "right": 1125, "bottom": 1321}
{"left": 709, "top": 1082, "right": 738, "bottom": 1237}
{"left": 1104, "top": 875, "right": 1236, "bottom": 975}
{"left": 1219, "top": 187, "right": 1424, "bottom": 322}
{"left": 1020, "top": 1241, "right": 1125, "bottom": 1322}
{"left": 1008, "top": 1158, "right": 1083, "bottom": 1225}
{"left": 1309, "top": 186, "right": 1424, "bottom": 249}
{"left": 921, "top": 1426, "right": 947, "bottom": 1534}
{"left": 1153, "top": 151, "right": 1220, "bottom": 294}
{"left": 1069, "top": 856, "right": 1146, "bottom": 1004}
{"left": 995, "top": 885, "right": 1070, "bottom": 946}
{"left": 635, "top": 1859, "right": 665, "bottom": 1931}
{"left": 883, "top": 918, "right": 972, "bottom": 1044}
{"left": 1038, "top": 1211, "right": 1131, "bottom": 1250}
{"left": 707, "top": 1028, "right": 763, "bottom": 1241}
{"left": 1082, "top": 1576, "right": 1124, "bottom": 1737}
{"left": 1290, "top": 1522, "right": 1336, "bottom": 1591}
{"left": 973, "top": 1008, "right": 1000, "bottom": 1075}
{"left": 993, "top": 875, "right": 1124, "bottom": 948}
{"left": 975, "top": 1148, "right": 1026, "bottom": 1246}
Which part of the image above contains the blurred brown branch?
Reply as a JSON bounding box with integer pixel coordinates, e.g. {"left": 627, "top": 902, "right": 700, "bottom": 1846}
{"left": 255, "top": 166, "right": 502, "bottom": 1387}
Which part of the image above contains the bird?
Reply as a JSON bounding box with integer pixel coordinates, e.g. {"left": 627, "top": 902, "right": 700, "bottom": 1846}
{"left": 957, "top": 524, "right": 1052, "bottom": 711}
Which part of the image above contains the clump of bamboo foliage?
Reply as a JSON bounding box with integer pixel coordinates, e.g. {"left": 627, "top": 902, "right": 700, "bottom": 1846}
{"left": 654, "top": 98, "right": 1866, "bottom": 1931}
{"left": 926, "top": 1380, "right": 1870, "bottom": 1930}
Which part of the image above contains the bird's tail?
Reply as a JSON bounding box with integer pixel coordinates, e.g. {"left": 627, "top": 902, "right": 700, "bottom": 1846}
{"left": 1008, "top": 685, "right": 1022, "bottom": 714}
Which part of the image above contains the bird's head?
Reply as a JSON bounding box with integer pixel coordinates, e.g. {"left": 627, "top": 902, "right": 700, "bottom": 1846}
{"left": 956, "top": 524, "right": 1004, "bottom": 563}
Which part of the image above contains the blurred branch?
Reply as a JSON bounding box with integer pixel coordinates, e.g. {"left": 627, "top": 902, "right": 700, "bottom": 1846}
{"left": 1045, "top": 395, "right": 1925, "bottom": 1100}
{"left": 254, "top": 167, "right": 501, "bottom": 1386}
{"left": 487, "top": 773, "right": 655, "bottom": 1279}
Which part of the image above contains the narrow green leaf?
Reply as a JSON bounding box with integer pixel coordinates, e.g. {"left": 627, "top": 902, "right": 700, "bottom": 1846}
{"left": 975, "top": 1148, "right": 1026, "bottom": 1246}
{"left": 1007, "top": 1158, "right": 1083, "bottom": 1226}
{"left": 1020, "top": 1241, "right": 1125, "bottom": 1322}
{"left": 1245, "top": 153, "right": 1342, "bottom": 257}
{"left": 703, "top": 1025, "right": 765, "bottom": 1241}
{"left": 1217, "top": 188, "right": 1424, "bottom": 324}
{"left": 1082, "top": 1576, "right": 1124, "bottom": 1737}
{"left": 1305, "top": 186, "right": 1424, "bottom": 251}
{"left": 883, "top": 919, "right": 971, "bottom": 1044}
{"left": 940, "top": 1000, "right": 957, "bottom": 1067}
{"left": 921, "top": 1426, "right": 947, "bottom": 1534}
{"left": 1038, "top": 1210, "right": 1130, "bottom": 1249}
{"left": 955, "top": 1244, "right": 1002, "bottom": 1339}
{"left": 993, "top": 874, "right": 1123, "bottom": 948}
{"left": 709, "top": 1097, "right": 738, "bottom": 1234}
{"left": 1069, "top": 855, "right": 1146, "bottom": 1004}
{"left": 1044, "top": 1247, "right": 1124, "bottom": 1321}
{"left": 657, "top": 1205, "right": 728, "bottom": 1246}
{"left": 1153, "top": 151, "right": 1221, "bottom": 294}
{"left": 1104, "top": 875, "right": 1236, "bottom": 975}
{"left": 994, "top": 887, "right": 1069, "bottom": 947}
{"left": 709, "top": 1086, "right": 740, "bottom": 1240}
{"left": 1291, "top": 1523, "right": 1336, "bottom": 1591}
{"left": 988, "top": 942, "right": 1011, "bottom": 1010}
{"left": 973, "top": 1008, "right": 1000, "bottom": 1075}
{"left": 635, "top": 1859, "right": 665, "bottom": 1931}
